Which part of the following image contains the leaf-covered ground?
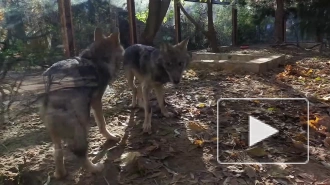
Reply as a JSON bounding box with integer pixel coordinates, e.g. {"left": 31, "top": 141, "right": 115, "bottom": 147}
{"left": 1, "top": 46, "right": 330, "bottom": 185}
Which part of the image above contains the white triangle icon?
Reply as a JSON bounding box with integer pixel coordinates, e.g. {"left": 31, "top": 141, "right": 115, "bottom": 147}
{"left": 249, "top": 116, "right": 279, "bottom": 147}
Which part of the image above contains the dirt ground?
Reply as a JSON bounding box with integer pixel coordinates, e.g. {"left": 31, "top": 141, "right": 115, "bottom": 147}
{"left": 1, "top": 46, "right": 330, "bottom": 185}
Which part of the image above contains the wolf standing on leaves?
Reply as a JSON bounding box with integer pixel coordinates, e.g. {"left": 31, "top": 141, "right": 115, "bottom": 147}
{"left": 123, "top": 39, "right": 192, "bottom": 134}
{"left": 39, "top": 27, "right": 124, "bottom": 179}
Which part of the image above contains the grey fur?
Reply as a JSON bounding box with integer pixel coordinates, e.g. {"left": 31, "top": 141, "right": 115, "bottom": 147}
{"left": 39, "top": 27, "right": 124, "bottom": 179}
{"left": 123, "top": 39, "right": 192, "bottom": 133}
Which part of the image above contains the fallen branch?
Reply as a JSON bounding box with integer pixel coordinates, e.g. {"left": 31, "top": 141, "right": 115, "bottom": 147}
{"left": 270, "top": 43, "right": 322, "bottom": 50}
{"left": 92, "top": 140, "right": 120, "bottom": 163}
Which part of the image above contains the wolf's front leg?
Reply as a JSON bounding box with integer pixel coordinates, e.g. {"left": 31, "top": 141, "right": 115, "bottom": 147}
{"left": 136, "top": 85, "right": 144, "bottom": 109}
{"left": 91, "top": 98, "right": 120, "bottom": 141}
{"left": 141, "top": 82, "right": 152, "bottom": 133}
{"left": 154, "top": 85, "right": 174, "bottom": 117}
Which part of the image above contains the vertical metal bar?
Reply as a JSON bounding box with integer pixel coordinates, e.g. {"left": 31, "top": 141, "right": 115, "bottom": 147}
{"left": 174, "top": 1, "right": 182, "bottom": 44}
{"left": 127, "top": 0, "right": 137, "bottom": 45}
{"left": 231, "top": 6, "right": 238, "bottom": 46}
{"left": 58, "top": 0, "right": 75, "bottom": 57}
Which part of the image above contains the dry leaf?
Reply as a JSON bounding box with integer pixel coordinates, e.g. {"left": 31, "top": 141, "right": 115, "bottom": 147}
{"left": 293, "top": 133, "right": 307, "bottom": 143}
{"left": 196, "top": 103, "right": 206, "bottom": 108}
{"left": 119, "top": 151, "right": 142, "bottom": 167}
{"left": 323, "top": 137, "right": 330, "bottom": 148}
{"left": 306, "top": 69, "right": 313, "bottom": 76}
{"left": 321, "top": 94, "right": 330, "bottom": 101}
{"left": 211, "top": 137, "right": 218, "bottom": 142}
{"left": 315, "top": 76, "right": 322, "bottom": 81}
{"left": 193, "top": 139, "right": 204, "bottom": 147}
{"left": 188, "top": 122, "right": 205, "bottom": 132}
{"left": 244, "top": 166, "right": 257, "bottom": 178}
{"left": 246, "top": 147, "right": 268, "bottom": 157}
{"left": 267, "top": 107, "right": 276, "bottom": 112}
{"left": 292, "top": 139, "right": 307, "bottom": 151}
{"left": 189, "top": 108, "right": 201, "bottom": 117}
{"left": 302, "top": 114, "right": 321, "bottom": 130}
{"left": 143, "top": 145, "right": 159, "bottom": 154}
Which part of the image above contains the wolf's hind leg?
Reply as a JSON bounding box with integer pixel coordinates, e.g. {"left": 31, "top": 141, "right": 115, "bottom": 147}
{"left": 68, "top": 124, "right": 104, "bottom": 173}
{"left": 126, "top": 70, "right": 137, "bottom": 108}
{"left": 51, "top": 135, "right": 67, "bottom": 179}
{"left": 91, "top": 98, "right": 120, "bottom": 141}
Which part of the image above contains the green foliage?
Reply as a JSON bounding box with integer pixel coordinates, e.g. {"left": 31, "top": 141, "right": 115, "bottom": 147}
{"left": 295, "top": 0, "right": 330, "bottom": 38}
{"left": 165, "top": 9, "right": 175, "bottom": 22}
{"left": 136, "top": 10, "right": 149, "bottom": 23}
{"left": 136, "top": 9, "right": 172, "bottom": 24}
{"left": 214, "top": 5, "right": 232, "bottom": 45}
{"left": 237, "top": 5, "right": 258, "bottom": 44}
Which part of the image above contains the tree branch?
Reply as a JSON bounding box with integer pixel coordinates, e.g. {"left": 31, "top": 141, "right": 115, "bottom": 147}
{"left": 177, "top": 2, "right": 207, "bottom": 35}
{"left": 154, "top": 0, "right": 171, "bottom": 32}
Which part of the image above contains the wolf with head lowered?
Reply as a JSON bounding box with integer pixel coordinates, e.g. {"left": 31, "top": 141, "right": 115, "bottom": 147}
{"left": 123, "top": 39, "right": 192, "bottom": 133}
{"left": 39, "top": 27, "right": 124, "bottom": 179}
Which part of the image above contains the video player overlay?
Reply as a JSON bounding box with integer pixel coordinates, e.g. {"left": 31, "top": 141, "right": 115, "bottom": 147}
{"left": 217, "top": 98, "right": 308, "bottom": 164}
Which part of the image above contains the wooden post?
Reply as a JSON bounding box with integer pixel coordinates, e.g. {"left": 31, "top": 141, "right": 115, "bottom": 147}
{"left": 231, "top": 6, "right": 238, "bottom": 46}
{"left": 127, "top": 0, "right": 137, "bottom": 45}
{"left": 174, "top": 2, "right": 182, "bottom": 44}
{"left": 283, "top": 17, "right": 286, "bottom": 42}
{"left": 58, "top": 0, "right": 75, "bottom": 57}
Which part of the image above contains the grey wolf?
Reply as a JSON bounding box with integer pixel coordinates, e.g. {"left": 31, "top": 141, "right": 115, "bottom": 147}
{"left": 39, "top": 27, "right": 124, "bottom": 179}
{"left": 123, "top": 39, "right": 192, "bottom": 133}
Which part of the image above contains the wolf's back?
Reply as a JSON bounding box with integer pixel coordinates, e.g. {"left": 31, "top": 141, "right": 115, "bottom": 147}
{"left": 123, "top": 44, "right": 156, "bottom": 69}
{"left": 42, "top": 57, "right": 100, "bottom": 92}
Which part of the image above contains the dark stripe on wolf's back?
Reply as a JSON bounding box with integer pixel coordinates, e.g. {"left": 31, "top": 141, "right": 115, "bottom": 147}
{"left": 123, "top": 44, "right": 170, "bottom": 84}
{"left": 46, "top": 87, "right": 93, "bottom": 111}
{"left": 43, "top": 57, "right": 100, "bottom": 90}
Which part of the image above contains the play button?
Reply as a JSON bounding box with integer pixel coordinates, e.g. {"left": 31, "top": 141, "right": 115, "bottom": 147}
{"left": 249, "top": 116, "right": 279, "bottom": 147}
{"left": 217, "top": 98, "right": 309, "bottom": 164}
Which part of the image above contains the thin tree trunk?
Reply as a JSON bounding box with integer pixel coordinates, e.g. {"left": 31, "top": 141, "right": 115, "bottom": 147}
{"left": 274, "top": 0, "right": 285, "bottom": 44}
{"left": 177, "top": 1, "right": 219, "bottom": 52}
{"left": 140, "top": 0, "right": 171, "bottom": 45}
{"left": 206, "top": 0, "right": 219, "bottom": 52}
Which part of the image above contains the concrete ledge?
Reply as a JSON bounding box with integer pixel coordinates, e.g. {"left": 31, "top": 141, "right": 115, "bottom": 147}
{"left": 190, "top": 52, "right": 285, "bottom": 73}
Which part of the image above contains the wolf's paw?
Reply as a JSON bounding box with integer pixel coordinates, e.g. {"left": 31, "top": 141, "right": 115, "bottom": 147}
{"left": 143, "top": 121, "right": 152, "bottom": 134}
{"left": 90, "top": 163, "right": 104, "bottom": 173}
{"left": 104, "top": 132, "right": 120, "bottom": 142}
{"left": 129, "top": 102, "right": 137, "bottom": 108}
{"left": 54, "top": 169, "right": 67, "bottom": 179}
{"left": 164, "top": 100, "right": 171, "bottom": 106}
{"left": 91, "top": 163, "right": 104, "bottom": 173}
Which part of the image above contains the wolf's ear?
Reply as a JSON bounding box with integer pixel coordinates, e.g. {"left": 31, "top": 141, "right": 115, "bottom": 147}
{"left": 159, "top": 43, "right": 168, "bottom": 52}
{"left": 174, "top": 38, "right": 189, "bottom": 51}
{"left": 94, "top": 27, "right": 104, "bottom": 42}
{"left": 108, "top": 31, "right": 121, "bottom": 46}
{"left": 160, "top": 43, "right": 173, "bottom": 52}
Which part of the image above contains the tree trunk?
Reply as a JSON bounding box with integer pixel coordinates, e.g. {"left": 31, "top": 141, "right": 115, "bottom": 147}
{"left": 274, "top": 0, "right": 285, "bottom": 44}
{"left": 206, "top": 0, "right": 219, "bottom": 52}
{"left": 140, "top": 0, "right": 171, "bottom": 45}
{"left": 87, "top": 0, "right": 95, "bottom": 24}
{"left": 177, "top": 1, "right": 219, "bottom": 52}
